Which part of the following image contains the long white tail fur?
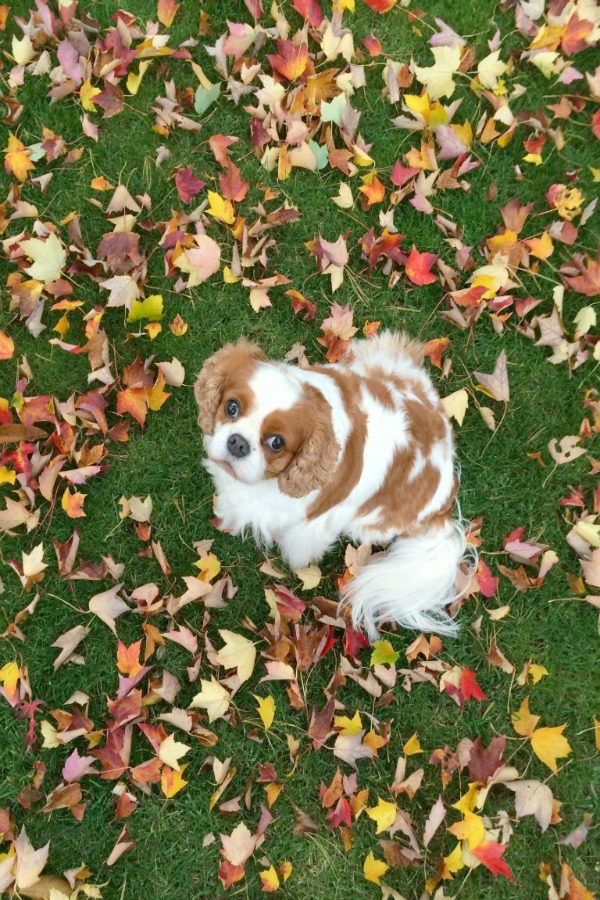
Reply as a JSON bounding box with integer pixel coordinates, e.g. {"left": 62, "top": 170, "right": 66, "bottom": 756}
{"left": 343, "top": 518, "right": 475, "bottom": 641}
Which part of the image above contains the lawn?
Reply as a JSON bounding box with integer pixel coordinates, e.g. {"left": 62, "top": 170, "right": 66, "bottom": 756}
{"left": 0, "top": 0, "right": 599, "bottom": 898}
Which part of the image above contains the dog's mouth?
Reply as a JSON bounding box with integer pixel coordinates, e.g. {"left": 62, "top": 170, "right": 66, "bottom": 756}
{"left": 210, "top": 457, "right": 237, "bottom": 479}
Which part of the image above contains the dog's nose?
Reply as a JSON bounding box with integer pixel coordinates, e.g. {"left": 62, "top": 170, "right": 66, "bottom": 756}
{"left": 227, "top": 433, "right": 250, "bottom": 459}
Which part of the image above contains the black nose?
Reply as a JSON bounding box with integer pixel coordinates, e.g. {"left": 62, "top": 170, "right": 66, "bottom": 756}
{"left": 227, "top": 433, "right": 250, "bottom": 459}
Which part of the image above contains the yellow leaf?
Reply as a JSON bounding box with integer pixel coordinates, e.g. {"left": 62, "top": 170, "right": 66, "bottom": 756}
{"left": 526, "top": 232, "right": 553, "bottom": 260}
{"left": 214, "top": 630, "right": 256, "bottom": 684}
{"left": 128, "top": 294, "right": 163, "bottom": 323}
{"left": 447, "top": 810, "right": 485, "bottom": 850}
{"left": 366, "top": 797, "right": 398, "bottom": 834}
{"left": 414, "top": 45, "right": 461, "bottom": 101}
{"left": 405, "top": 92, "right": 448, "bottom": 126}
{"left": 523, "top": 152, "right": 543, "bottom": 165}
{"left": 334, "top": 711, "right": 362, "bottom": 735}
{"left": 594, "top": 718, "right": 600, "bottom": 751}
{"left": 295, "top": 564, "right": 321, "bottom": 590}
{"left": 127, "top": 61, "right": 150, "bottom": 95}
{"left": 254, "top": 694, "right": 275, "bottom": 730}
{"left": 80, "top": 80, "right": 102, "bottom": 112}
{"left": 158, "top": 733, "right": 191, "bottom": 771}
{"left": 530, "top": 725, "right": 571, "bottom": 773}
{"left": 403, "top": 732, "right": 423, "bottom": 755}
{"left": 529, "top": 664, "right": 549, "bottom": 685}
{"left": 223, "top": 266, "right": 241, "bottom": 283}
{"left": 20, "top": 232, "right": 66, "bottom": 284}
{"left": 590, "top": 167, "right": 600, "bottom": 182}
{"left": 206, "top": 190, "right": 235, "bottom": 225}
{"left": 332, "top": 182, "right": 353, "bottom": 209}
{"left": 0, "top": 661, "right": 20, "bottom": 701}
{"left": 441, "top": 389, "right": 469, "bottom": 427}
{"left": 279, "top": 861, "right": 292, "bottom": 882}
{"left": 161, "top": 763, "right": 188, "bottom": 798}
{"left": 442, "top": 842, "right": 465, "bottom": 877}
{"left": 189, "top": 677, "right": 231, "bottom": 723}
{"left": 53, "top": 313, "right": 70, "bottom": 339}
{"left": 12, "top": 34, "right": 35, "bottom": 65}
{"left": 4, "top": 134, "right": 35, "bottom": 182}
{"left": 512, "top": 697, "right": 540, "bottom": 738}
{"left": 363, "top": 851, "right": 389, "bottom": 885}
{"left": 0, "top": 465, "right": 16, "bottom": 485}
{"left": 194, "top": 554, "right": 221, "bottom": 583}
{"left": 352, "top": 144, "right": 374, "bottom": 167}
{"left": 478, "top": 50, "right": 507, "bottom": 90}
{"left": 259, "top": 866, "right": 279, "bottom": 892}
{"left": 41, "top": 720, "right": 60, "bottom": 749}
{"left": 452, "top": 783, "right": 479, "bottom": 814}
{"left": 370, "top": 639, "right": 399, "bottom": 666}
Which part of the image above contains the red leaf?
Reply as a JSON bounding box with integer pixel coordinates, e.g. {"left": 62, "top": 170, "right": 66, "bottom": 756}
{"left": 475, "top": 559, "right": 499, "bottom": 597}
{"left": 390, "top": 161, "right": 419, "bottom": 188}
{"left": 219, "top": 162, "right": 250, "bottom": 202}
{"left": 460, "top": 668, "right": 488, "bottom": 702}
{"left": 175, "top": 167, "right": 205, "bottom": 203}
{"left": 267, "top": 40, "right": 308, "bottom": 81}
{"left": 117, "top": 388, "right": 148, "bottom": 427}
{"left": 363, "top": 36, "right": 383, "bottom": 57}
{"left": 424, "top": 336, "right": 449, "bottom": 369}
{"left": 404, "top": 245, "right": 438, "bottom": 285}
{"left": 467, "top": 736, "right": 506, "bottom": 783}
{"left": 472, "top": 842, "right": 514, "bottom": 881}
{"left": 287, "top": 289, "right": 317, "bottom": 321}
{"left": 593, "top": 109, "right": 600, "bottom": 141}
{"left": 363, "top": 0, "right": 396, "bottom": 12}
{"left": 293, "top": 0, "right": 323, "bottom": 26}
{"left": 344, "top": 627, "right": 370, "bottom": 658}
{"left": 561, "top": 12, "right": 593, "bottom": 56}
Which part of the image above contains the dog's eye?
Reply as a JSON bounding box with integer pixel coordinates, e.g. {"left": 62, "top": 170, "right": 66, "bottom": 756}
{"left": 265, "top": 435, "right": 285, "bottom": 452}
{"left": 225, "top": 399, "right": 240, "bottom": 419}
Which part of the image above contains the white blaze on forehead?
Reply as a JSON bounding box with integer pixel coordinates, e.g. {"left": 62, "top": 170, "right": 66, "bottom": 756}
{"left": 249, "top": 363, "right": 305, "bottom": 419}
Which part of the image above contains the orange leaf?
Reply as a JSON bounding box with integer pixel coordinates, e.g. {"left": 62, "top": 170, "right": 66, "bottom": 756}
{"left": 4, "top": 133, "right": 35, "bottom": 181}
{"left": 61, "top": 488, "right": 86, "bottom": 518}
{"left": 405, "top": 245, "right": 438, "bottom": 285}
{"left": 117, "top": 388, "right": 148, "bottom": 426}
{"left": 511, "top": 697, "right": 540, "bottom": 738}
{"left": 157, "top": 0, "right": 180, "bottom": 27}
{"left": 359, "top": 177, "right": 386, "bottom": 207}
{"left": 267, "top": 40, "right": 308, "bottom": 81}
{"left": 0, "top": 331, "right": 14, "bottom": 360}
{"left": 117, "top": 639, "right": 143, "bottom": 678}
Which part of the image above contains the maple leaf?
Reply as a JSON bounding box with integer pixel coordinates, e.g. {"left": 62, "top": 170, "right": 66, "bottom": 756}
{"left": 52, "top": 624, "right": 90, "bottom": 672}
{"left": 473, "top": 350, "right": 510, "bottom": 402}
{"left": 460, "top": 668, "right": 488, "bottom": 701}
{"left": 267, "top": 40, "right": 309, "bottom": 81}
{"left": 367, "top": 797, "right": 398, "bottom": 834}
{"left": 214, "top": 630, "right": 256, "bottom": 684}
{"left": 219, "top": 162, "right": 249, "bottom": 202}
{"left": 175, "top": 166, "right": 205, "bottom": 203}
{"left": 414, "top": 46, "right": 461, "bottom": 101}
{"left": 511, "top": 697, "right": 540, "bottom": 738}
{"left": 220, "top": 821, "right": 257, "bottom": 868}
{"left": 190, "top": 677, "right": 231, "bottom": 723}
{"left": 506, "top": 780, "right": 553, "bottom": 832}
{"left": 370, "top": 640, "right": 399, "bottom": 666}
{"left": 20, "top": 232, "right": 66, "bottom": 284}
{"left": 0, "top": 331, "right": 14, "bottom": 360}
{"left": 4, "top": 133, "right": 35, "bottom": 181}
{"left": 293, "top": 0, "right": 323, "bottom": 27}
{"left": 441, "top": 389, "right": 469, "bottom": 426}
{"left": 363, "top": 851, "right": 389, "bottom": 885}
{"left": 562, "top": 251, "right": 600, "bottom": 296}
{"left": 478, "top": 50, "right": 507, "bottom": 89}
{"left": 89, "top": 584, "right": 129, "bottom": 634}
{"left": 61, "top": 488, "right": 86, "bottom": 518}
{"left": 530, "top": 724, "right": 572, "bottom": 773}
{"left": 405, "top": 245, "right": 438, "bottom": 285}
{"left": 158, "top": 733, "right": 190, "bottom": 771}
{"left": 14, "top": 828, "right": 50, "bottom": 890}
{"left": 423, "top": 795, "right": 446, "bottom": 846}
{"left": 161, "top": 764, "right": 188, "bottom": 798}
{"left": 472, "top": 841, "right": 514, "bottom": 880}
{"left": 403, "top": 733, "right": 423, "bottom": 755}
{"left": 259, "top": 865, "right": 280, "bottom": 892}
{"left": 448, "top": 809, "right": 485, "bottom": 849}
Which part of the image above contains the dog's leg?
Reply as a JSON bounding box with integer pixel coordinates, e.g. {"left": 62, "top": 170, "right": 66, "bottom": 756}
{"left": 277, "top": 520, "right": 337, "bottom": 569}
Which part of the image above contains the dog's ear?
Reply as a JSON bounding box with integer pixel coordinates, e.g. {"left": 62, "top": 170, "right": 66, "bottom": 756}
{"left": 278, "top": 387, "right": 339, "bottom": 498}
{"left": 194, "top": 339, "right": 266, "bottom": 434}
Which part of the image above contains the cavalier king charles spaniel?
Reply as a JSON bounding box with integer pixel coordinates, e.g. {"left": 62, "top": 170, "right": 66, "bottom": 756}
{"left": 195, "top": 331, "right": 472, "bottom": 639}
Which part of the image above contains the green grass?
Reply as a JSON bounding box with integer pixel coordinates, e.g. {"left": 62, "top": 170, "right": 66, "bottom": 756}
{"left": 1, "top": 0, "right": 599, "bottom": 898}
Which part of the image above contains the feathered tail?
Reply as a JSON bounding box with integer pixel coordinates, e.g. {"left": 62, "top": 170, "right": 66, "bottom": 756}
{"left": 342, "top": 518, "right": 476, "bottom": 641}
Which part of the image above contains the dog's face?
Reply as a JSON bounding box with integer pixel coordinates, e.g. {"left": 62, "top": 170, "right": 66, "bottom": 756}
{"left": 194, "top": 340, "right": 340, "bottom": 496}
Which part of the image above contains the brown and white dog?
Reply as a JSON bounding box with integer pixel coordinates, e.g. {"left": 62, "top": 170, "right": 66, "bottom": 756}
{"left": 194, "top": 331, "right": 472, "bottom": 638}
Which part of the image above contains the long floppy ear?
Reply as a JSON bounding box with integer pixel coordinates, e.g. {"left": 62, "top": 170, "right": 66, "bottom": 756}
{"left": 194, "top": 339, "right": 266, "bottom": 434}
{"left": 278, "top": 387, "right": 340, "bottom": 498}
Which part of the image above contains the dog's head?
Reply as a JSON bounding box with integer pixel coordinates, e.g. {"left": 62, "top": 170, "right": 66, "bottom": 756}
{"left": 194, "top": 340, "right": 339, "bottom": 496}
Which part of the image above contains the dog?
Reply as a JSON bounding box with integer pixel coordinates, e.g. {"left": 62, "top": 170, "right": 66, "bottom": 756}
{"left": 194, "top": 331, "right": 472, "bottom": 639}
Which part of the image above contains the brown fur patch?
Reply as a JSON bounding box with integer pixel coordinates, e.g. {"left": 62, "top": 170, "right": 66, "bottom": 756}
{"left": 276, "top": 386, "right": 340, "bottom": 498}
{"left": 305, "top": 367, "right": 368, "bottom": 520}
{"left": 358, "top": 451, "right": 443, "bottom": 535}
{"left": 194, "top": 339, "right": 266, "bottom": 434}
